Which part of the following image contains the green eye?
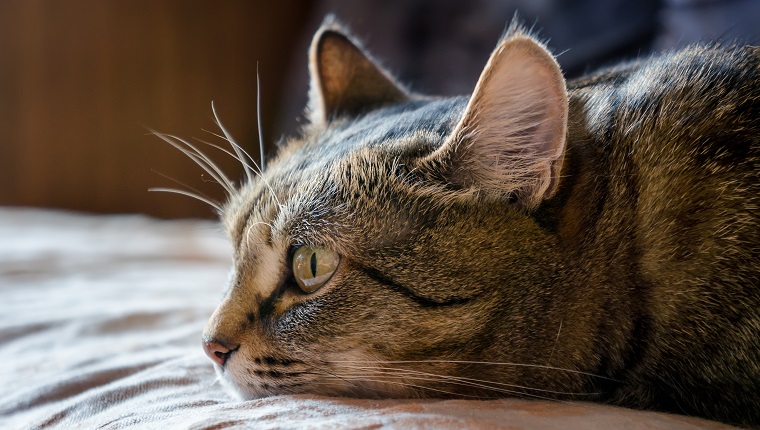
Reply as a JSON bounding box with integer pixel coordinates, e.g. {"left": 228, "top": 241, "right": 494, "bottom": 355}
{"left": 292, "top": 246, "right": 340, "bottom": 293}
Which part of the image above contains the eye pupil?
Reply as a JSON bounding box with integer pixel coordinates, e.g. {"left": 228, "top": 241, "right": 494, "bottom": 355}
{"left": 310, "top": 252, "right": 317, "bottom": 277}
{"left": 291, "top": 246, "right": 340, "bottom": 293}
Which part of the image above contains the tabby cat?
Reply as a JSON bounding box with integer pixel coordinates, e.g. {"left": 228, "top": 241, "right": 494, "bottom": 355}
{"left": 190, "top": 17, "right": 758, "bottom": 427}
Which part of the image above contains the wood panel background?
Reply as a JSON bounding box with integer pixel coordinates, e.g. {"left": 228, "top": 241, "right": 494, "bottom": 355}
{"left": 0, "top": 0, "right": 312, "bottom": 218}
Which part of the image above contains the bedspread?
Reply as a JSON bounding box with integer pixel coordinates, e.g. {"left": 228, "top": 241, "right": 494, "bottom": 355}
{"left": 0, "top": 208, "right": 735, "bottom": 429}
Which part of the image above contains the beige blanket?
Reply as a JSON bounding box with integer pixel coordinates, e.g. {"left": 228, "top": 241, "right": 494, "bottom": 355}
{"left": 0, "top": 208, "right": 735, "bottom": 429}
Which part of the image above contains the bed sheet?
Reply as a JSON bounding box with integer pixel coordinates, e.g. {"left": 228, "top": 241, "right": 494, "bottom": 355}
{"left": 0, "top": 208, "right": 735, "bottom": 429}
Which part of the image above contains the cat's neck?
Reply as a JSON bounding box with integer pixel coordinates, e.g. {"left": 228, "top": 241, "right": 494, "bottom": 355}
{"left": 534, "top": 93, "right": 612, "bottom": 247}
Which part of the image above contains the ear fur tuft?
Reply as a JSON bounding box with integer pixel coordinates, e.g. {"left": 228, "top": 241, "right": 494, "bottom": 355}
{"left": 427, "top": 26, "right": 568, "bottom": 208}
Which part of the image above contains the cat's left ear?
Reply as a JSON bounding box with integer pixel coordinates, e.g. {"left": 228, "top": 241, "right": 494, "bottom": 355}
{"left": 428, "top": 30, "right": 568, "bottom": 208}
{"left": 307, "top": 17, "right": 410, "bottom": 126}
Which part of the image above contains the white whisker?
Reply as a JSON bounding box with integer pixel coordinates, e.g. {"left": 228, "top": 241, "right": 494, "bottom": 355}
{"left": 243, "top": 221, "right": 275, "bottom": 250}
{"left": 211, "top": 101, "right": 252, "bottom": 183}
{"left": 148, "top": 187, "right": 221, "bottom": 211}
{"left": 321, "top": 373, "right": 486, "bottom": 399}
{"left": 151, "top": 131, "right": 235, "bottom": 196}
{"left": 338, "top": 364, "right": 596, "bottom": 399}
{"left": 204, "top": 109, "right": 283, "bottom": 207}
{"left": 201, "top": 128, "right": 260, "bottom": 171}
{"left": 306, "top": 367, "right": 406, "bottom": 398}
{"left": 335, "top": 369, "right": 515, "bottom": 398}
{"left": 211, "top": 101, "right": 255, "bottom": 185}
{"left": 194, "top": 137, "right": 260, "bottom": 175}
{"left": 545, "top": 319, "right": 563, "bottom": 373}
{"left": 332, "top": 359, "right": 617, "bottom": 382}
{"left": 163, "top": 133, "right": 236, "bottom": 194}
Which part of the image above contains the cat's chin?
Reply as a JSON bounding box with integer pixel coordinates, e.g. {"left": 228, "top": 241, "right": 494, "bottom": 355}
{"left": 214, "top": 357, "right": 331, "bottom": 399}
{"left": 214, "top": 359, "right": 405, "bottom": 400}
{"left": 226, "top": 381, "right": 267, "bottom": 400}
{"left": 214, "top": 364, "right": 270, "bottom": 400}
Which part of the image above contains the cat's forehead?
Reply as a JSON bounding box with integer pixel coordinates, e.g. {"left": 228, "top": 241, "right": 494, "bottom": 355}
{"left": 251, "top": 97, "right": 466, "bottom": 209}
{"left": 223, "top": 97, "right": 466, "bottom": 251}
{"left": 301, "top": 97, "right": 465, "bottom": 162}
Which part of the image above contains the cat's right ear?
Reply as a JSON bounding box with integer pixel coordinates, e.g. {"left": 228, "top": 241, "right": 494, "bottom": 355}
{"left": 424, "top": 28, "right": 568, "bottom": 209}
{"left": 307, "top": 17, "right": 410, "bottom": 126}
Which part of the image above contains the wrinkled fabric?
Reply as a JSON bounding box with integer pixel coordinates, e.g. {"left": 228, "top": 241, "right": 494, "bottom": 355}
{"left": 0, "top": 208, "right": 735, "bottom": 429}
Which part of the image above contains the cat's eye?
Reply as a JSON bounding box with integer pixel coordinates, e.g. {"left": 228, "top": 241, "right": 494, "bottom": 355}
{"left": 291, "top": 246, "right": 340, "bottom": 293}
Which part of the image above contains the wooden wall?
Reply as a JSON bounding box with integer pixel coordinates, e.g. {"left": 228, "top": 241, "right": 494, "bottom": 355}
{"left": 0, "top": 0, "right": 311, "bottom": 218}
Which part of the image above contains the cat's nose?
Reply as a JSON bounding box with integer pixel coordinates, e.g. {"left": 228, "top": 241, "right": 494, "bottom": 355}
{"left": 203, "top": 339, "right": 239, "bottom": 366}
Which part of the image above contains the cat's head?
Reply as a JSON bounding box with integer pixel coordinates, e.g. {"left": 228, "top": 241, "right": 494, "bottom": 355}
{"left": 202, "top": 17, "right": 571, "bottom": 399}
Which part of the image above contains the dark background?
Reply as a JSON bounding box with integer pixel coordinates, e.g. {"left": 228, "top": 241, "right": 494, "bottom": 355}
{"left": 1, "top": 0, "right": 757, "bottom": 218}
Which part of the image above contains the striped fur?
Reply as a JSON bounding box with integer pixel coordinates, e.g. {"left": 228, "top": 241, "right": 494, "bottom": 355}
{"left": 200, "top": 19, "right": 759, "bottom": 426}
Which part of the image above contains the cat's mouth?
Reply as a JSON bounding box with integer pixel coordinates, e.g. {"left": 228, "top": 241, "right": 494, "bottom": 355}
{"left": 216, "top": 352, "right": 315, "bottom": 398}
{"left": 213, "top": 345, "right": 414, "bottom": 399}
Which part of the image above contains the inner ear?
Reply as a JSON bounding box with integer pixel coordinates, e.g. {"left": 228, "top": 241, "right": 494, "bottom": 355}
{"left": 427, "top": 33, "right": 568, "bottom": 208}
{"left": 308, "top": 24, "right": 409, "bottom": 125}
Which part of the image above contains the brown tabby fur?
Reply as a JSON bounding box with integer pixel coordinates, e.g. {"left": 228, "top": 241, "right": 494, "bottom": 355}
{"left": 196, "top": 17, "right": 759, "bottom": 427}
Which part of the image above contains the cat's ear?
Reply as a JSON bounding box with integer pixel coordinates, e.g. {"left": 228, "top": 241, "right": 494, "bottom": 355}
{"left": 429, "top": 30, "right": 568, "bottom": 208}
{"left": 307, "top": 17, "right": 409, "bottom": 125}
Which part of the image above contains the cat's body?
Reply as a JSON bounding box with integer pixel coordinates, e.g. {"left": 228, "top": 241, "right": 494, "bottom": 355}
{"left": 550, "top": 46, "right": 759, "bottom": 422}
{"left": 196, "top": 19, "right": 759, "bottom": 427}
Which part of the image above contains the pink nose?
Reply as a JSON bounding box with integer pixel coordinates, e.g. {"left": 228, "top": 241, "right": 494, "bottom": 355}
{"left": 203, "top": 340, "right": 238, "bottom": 366}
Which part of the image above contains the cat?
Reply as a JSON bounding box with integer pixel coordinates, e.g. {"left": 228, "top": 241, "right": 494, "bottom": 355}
{"left": 184, "top": 16, "right": 758, "bottom": 427}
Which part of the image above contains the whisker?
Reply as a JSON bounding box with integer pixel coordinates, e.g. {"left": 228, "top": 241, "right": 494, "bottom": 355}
{"left": 332, "top": 359, "right": 618, "bottom": 382}
{"left": 194, "top": 137, "right": 279, "bottom": 207}
{"left": 371, "top": 366, "right": 597, "bottom": 396}
{"left": 306, "top": 370, "right": 405, "bottom": 398}
{"left": 148, "top": 187, "right": 222, "bottom": 212}
{"left": 324, "top": 374, "right": 488, "bottom": 399}
{"left": 311, "top": 356, "right": 517, "bottom": 400}
{"left": 334, "top": 369, "right": 515, "bottom": 398}
{"left": 308, "top": 380, "right": 418, "bottom": 398}
{"left": 200, "top": 127, "right": 274, "bottom": 200}
{"left": 211, "top": 101, "right": 253, "bottom": 185}
{"left": 338, "top": 365, "right": 595, "bottom": 400}
{"left": 162, "top": 133, "right": 236, "bottom": 194}
{"left": 202, "top": 116, "right": 283, "bottom": 207}
{"left": 151, "top": 131, "right": 235, "bottom": 196}
{"left": 201, "top": 128, "right": 259, "bottom": 170}
{"left": 243, "top": 221, "right": 275, "bottom": 250}
{"left": 545, "top": 319, "right": 563, "bottom": 375}
{"left": 200, "top": 126, "right": 263, "bottom": 179}
{"left": 193, "top": 138, "right": 259, "bottom": 174}
{"left": 245, "top": 221, "right": 274, "bottom": 230}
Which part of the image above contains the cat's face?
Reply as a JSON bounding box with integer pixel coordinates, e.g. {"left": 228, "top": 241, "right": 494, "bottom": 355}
{"left": 203, "top": 18, "right": 573, "bottom": 399}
